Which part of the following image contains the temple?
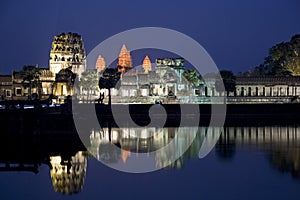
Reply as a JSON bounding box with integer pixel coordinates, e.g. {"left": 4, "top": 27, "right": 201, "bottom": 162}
{"left": 117, "top": 44, "right": 132, "bottom": 73}
{"left": 95, "top": 55, "right": 106, "bottom": 72}
{"left": 1, "top": 33, "right": 300, "bottom": 104}
{"left": 0, "top": 33, "right": 86, "bottom": 103}
{"left": 142, "top": 55, "right": 152, "bottom": 73}
{"left": 49, "top": 32, "right": 86, "bottom": 77}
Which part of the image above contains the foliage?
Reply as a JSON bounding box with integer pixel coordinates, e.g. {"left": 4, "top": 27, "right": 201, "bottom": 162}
{"left": 183, "top": 69, "right": 202, "bottom": 87}
{"left": 248, "top": 34, "right": 300, "bottom": 76}
{"left": 19, "top": 65, "right": 41, "bottom": 99}
{"left": 98, "top": 68, "right": 121, "bottom": 105}
{"left": 215, "top": 70, "right": 236, "bottom": 95}
{"left": 80, "top": 69, "right": 99, "bottom": 99}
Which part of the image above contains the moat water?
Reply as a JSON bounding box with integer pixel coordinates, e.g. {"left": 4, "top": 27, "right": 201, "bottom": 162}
{"left": 0, "top": 124, "right": 300, "bottom": 200}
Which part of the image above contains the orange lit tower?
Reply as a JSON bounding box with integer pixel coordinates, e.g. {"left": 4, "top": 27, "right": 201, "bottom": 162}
{"left": 117, "top": 44, "right": 132, "bottom": 73}
{"left": 95, "top": 55, "right": 106, "bottom": 72}
{"left": 142, "top": 55, "right": 152, "bottom": 73}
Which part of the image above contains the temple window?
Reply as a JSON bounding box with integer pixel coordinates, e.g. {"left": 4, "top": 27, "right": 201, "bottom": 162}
{"left": 15, "top": 88, "right": 22, "bottom": 96}
{"left": 5, "top": 90, "right": 11, "bottom": 97}
{"left": 248, "top": 87, "right": 251, "bottom": 96}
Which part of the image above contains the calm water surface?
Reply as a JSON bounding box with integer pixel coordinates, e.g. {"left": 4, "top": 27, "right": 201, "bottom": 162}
{"left": 1, "top": 126, "right": 300, "bottom": 200}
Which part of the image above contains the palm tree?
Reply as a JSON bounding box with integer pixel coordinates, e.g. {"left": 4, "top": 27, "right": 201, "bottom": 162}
{"left": 19, "top": 65, "right": 41, "bottom": 100}
{"left": 98, "top": 68, "right": 121, "bottom": 105}
{"left": 183, "top": 69, "right": 202, "bottom": 87}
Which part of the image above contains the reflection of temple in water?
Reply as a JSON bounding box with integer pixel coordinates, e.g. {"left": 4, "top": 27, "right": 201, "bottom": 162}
{"left": 217, "top": 126, "right": 300, "bottom": 178}
{"left": 49, "top": 151, "right": 87, "bottom": 194}
{"left": 89, "top": 126, "right": 300, "bottom": 173}
{"left": 219, "top": 126, "right": 300, "bottom": 148}
{"left": 0, "top": 129, "right": 87, "bottom": 195}
{"left": 2, "top": 125, "right": 300, "bottom": 196}
{"left": 89, "top": 126, "right": 205, "bottom": 169}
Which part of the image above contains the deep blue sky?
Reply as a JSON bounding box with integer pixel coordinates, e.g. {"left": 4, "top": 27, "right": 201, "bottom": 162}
{"left": 0, "top": 0, "right": 300, "bottom": 74}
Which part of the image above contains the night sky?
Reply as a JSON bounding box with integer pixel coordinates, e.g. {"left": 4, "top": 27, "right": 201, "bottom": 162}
{"left": 0, "top": 0, "right": 300, "bottom": 74}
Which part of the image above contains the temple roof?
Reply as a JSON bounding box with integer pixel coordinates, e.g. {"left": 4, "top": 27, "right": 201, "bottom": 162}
{"left": 236, "top": 76, "right": 300, "bottom": 85}
{"left": 119, "top": 44, "right": 129, "bottom": 56}
{"left": 0, "top": 75, "right": 12, "bottom": 82}
{"left": 55, "top": 68, "right": 76, "bottom": 82}
{"left": 39, "top": 68, "right": 54, "bottom": 77}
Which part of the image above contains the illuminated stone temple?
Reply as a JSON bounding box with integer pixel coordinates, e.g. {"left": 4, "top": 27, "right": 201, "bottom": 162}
{"left": 2, "top": 33, "right": 300, "bottom": 104}
{"left": 142, "top": 55, "right": 152, "bottom": 73}
{"left": 117, "top": 44, "right": 132, "bottom": 73}
{"left": 95, "top": 55, "right": 106, "bottom": 72}
{"left": 49, "top": 32, "right": 86, "bottom": 77}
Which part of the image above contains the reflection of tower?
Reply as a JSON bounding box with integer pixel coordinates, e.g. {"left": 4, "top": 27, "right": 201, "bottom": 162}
{"left": 49, "top": 151, "right": 87, "bottom": 195}
{"left": 118, "top": 44, "right": 132, "bottom": 73}
{"left": 155, "top": 127, "right": 198, "bottom": 169}
{"left": 95, "top": 55, "right": 106, "bottom": 72}
{"left": 142, "top": 55, "right": 152, "bottom": 73}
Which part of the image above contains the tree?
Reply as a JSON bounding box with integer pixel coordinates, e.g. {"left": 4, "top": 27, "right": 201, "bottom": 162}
{"left": 183, "top": 69, "right": 202, "bottom": 87}
{"left": 19, "top": 65, "right": 41, "bottom": 100}
{"left": 80, "top": 69, "right": 99, "bottom": 100}
{"left": 98, "top": 68, "right": 121, "bottom": 105}
{"left": 215, "top": 70, "right": 236, "bottom": 96}
{"left": 251, "top": 34, "right": 300, "bottom": 76}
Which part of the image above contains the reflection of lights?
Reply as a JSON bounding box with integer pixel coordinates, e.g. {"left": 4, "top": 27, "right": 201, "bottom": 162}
{"left": 121, "top": 149, "right": 131, "bottom": 163}
{"left": 49, "top": 152, "right": 87, "bottom": 195}
{"left": 50, "top": 156, "right": 62, "bottom": 164}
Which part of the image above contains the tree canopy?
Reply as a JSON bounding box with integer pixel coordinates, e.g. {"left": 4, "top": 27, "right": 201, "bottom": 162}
{"left": 98, "top": 68, "right": 121, "bottom": 105}
{"left": 247, "top": 34, "right": 300, "bottom": 76}
{"left": 183, "top": 69, "right": 202, "bottom": 87}
{"left": 19, "top": 65, "right": 41, "bottom": 99}
{"left": 80, "top": 69, "right": 99, "bottom": 99}
{"left": 215, "top": 70, "right": 236, "bottom": 95}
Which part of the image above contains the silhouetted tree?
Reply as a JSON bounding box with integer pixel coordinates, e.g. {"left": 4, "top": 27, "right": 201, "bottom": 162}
{"left": 215, "top": 70, "right": 236, "bottom": 96}
{"left": 98, "top": 68, "right": 121, "bottom": 105}
{"left": 20, "top": 65, "right": 41, "bottom": 100}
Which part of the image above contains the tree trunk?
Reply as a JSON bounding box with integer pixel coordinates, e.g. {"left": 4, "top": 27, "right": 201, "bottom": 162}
{"left": 29, "top": 83, "right": 32, "bottom": 100}
{"left": 108, "top": 88, "right": 111, "bottom": 105}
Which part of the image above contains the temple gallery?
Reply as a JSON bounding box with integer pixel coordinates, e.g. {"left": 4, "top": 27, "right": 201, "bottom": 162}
{"left": 1, "top": 32, "right": 300, "bottom": 104}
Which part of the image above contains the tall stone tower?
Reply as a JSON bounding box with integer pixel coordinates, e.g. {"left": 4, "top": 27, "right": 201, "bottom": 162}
{"left": 95, "top": 55, "right": 106, "bottom": 72}
{"left": 142, "top": 55, "right": 152, "bottom": 73}
{"left": 49, "top": 32, "right": 86, "bottom": 78}
{"left": 117, "top": 44, "right": 132, "bottom": 73}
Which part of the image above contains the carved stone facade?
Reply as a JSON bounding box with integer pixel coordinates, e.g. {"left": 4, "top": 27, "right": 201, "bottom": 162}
{"left": 142, "top": 55, "right": 152, "bottom": 73}
{"left": 0, "top": 75, "right": 12, "bottom": 100}
{"left": 49, "top": 32, "right": 86, "bottom": 78}
{"left": 52, "top": 68, "right": 76, "bottom": 97}
{"left": 117, "top": 44, "right": 132, "bottom": 73}
{"left": 235, "top": 77, "right": 300, "bottom": 97}
{"left": 113, "top": 58, "right": 189, "bottom": 103}
{"left": 95, "top": 55, "right": 106, "bottom": 72}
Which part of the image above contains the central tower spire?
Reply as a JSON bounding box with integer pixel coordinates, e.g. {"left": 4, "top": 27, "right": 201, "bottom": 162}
{"left": 117, "top": 44, "right": 132, "bottom": 73}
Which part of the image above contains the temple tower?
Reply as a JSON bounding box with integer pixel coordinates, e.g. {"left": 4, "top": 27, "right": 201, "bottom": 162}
{"left": 117, "top": 44, "right": 132, "bottom": 73}
{"left": 142, "top": 55, "right": 152, "bottom": 73}
{"left": 95, "top": 55, "right": 106, "bottom": 72}
{"left": 49, "top": 32, "right": 86, "bottom": 78}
